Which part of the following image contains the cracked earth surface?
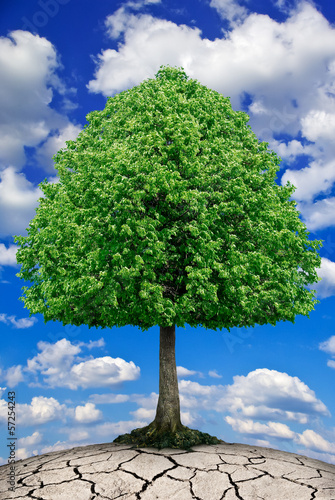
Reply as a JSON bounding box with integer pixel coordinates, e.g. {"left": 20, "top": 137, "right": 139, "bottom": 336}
{"left": 0, "top": 442, "right": 334, "bottom": 499}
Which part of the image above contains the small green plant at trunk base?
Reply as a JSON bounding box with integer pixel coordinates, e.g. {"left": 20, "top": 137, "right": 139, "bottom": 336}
{"left": 113, "top": 422, "right": 224, "bottom": 450}
{"left": 14, "top": 64, "right": 323, "bottom": 451}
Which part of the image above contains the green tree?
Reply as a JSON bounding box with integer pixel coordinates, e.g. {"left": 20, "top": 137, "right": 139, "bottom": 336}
{"left": 14, "top": 65, "right": 323, "bottom": 450}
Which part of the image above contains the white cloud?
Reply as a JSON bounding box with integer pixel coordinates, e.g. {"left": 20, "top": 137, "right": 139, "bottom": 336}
{"left": 25, "top": 338, "right": 140, "bottom": 389}
{"left": 319, "top": 336, "right": 335, "bottom": 356}
{"left": 16, "top": 448, "right": 38, "bottom": 461}
{"left": 130, "top": 407, "right": 156, "bottom": 420}
{"left": 0, "top": 399, "right": 7, "bottom": 422}
{"left": 41, "top": 441, "right": 85, "bottom": 454}
{"left": 298, "top": 448, "right": 335, "bottom": 465}
{"left": 89, "top": 12, "right": 204, "bottom": 95}
{"left": 180, "top": 411, "right": 197, "bottom": 426}
{"left": 301, "top": 110, "right": 335, "bottom": 142}
{"left": 0, "top": 30, "right": 81, "bottom": 239}
{"left": 74, "top": 403, "right": 103, "bottom": 423}
{"left": 86, "top": 2, "right": 335, "bottom": 233}
{"left": 319, "top": 335, "right": 335, "bottom": 369}
{"left": 0, "top": 30, "right": 75, "bottom": 169}
{"left": 247, "top": 438, "right": 273, "bottom": 448}
{"left": 297, "top": 429, "right": 335, "bottom": 454}
{"left": 177, "top": 366, "right": 203, "bottom": 378}
{"left": 89, "top": 393, "right": 130, "bottom": 404}
{"left": 209, "top": 0, "right": 248, "bottom": 26}
{"left": 222, "top": 369, "right": 330, "bottom": 421}
{"left": 225, "top": 417, "right": 335, "bottom": 455}
{"left": 27, "top": 338, "right": 81, "bottom": 388}
{"left": 0, "top": 167, "right": 44, "bottom": 237}
{"left": 268, "top": 139, "right": 315, "bottom": 165}
{"left": 281, "top": 160, "right": 335, "bottom": 203}
{"left": 71, "top": 356, "right": 140, "bottom": 389}
{"left": 0, "top": 244, "right": 18, "bottom": 266}
{"left": 69, "top": 430, "right": 90, "bottom": 441}
{"left": 0, "top": 313, "right": 38, "bottom": 329}
{"left": 225, "top": 416, "right": 296, "bottom": 439}
{"left": 35, "top": 123, "right": 82, "bottom": 173}
{"left": 78, "top": 338, "right": 106, "bottom": 350}
{"left": 89, "top": 2, "right": 335, "bottom": 111}
{"left": 296, "top": 199, "right": 335, "bottom": 231}
{"left": 95, "top": 419, "right": 149, "bottom": 438}
{"left": 5, "top": 365, "right": 24, "bottom": 387}
{"left": 17, "top": 396, "right": 67, "bottom": 426}
{"left": 209, "top": 370, "right": 222, "bottom": 378}
{"left": 310, "top": 257, "right": 335, "bottom": 299}
{"left": 18, "top": 431, "right": 43, "bottom": 448}
{"left": 177, "top": 368, "right": 329, "bottom": 423}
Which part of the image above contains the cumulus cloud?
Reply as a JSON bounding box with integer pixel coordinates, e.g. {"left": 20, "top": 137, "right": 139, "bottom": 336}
{"left": 297, "top": 448, "right": 335, "bottom": 465}
{"left": 209, "top": 0, "right": 249, "bottom": 26}
{"left": 24, "top": 338, "right": 140, "bottom": 389}
{"left": 70, "top": 356, "right": 140, "bottom": 389}
{"left": 88, "top": 2, "right": 335, "bottom": 114}
{"left": 95, "top": 419, "right": 150, "bottom": 438}
{"left": 0, "top": 244, "right": 18, "bottom": 266}
{"left": 225, "top": 416, "right": 296, "bottom": 439}
{"left": 0, "top": 167, "right": 44, "bottom": 237}
{"left": 177, "top": 366, "right": 203, "bottom": 378}
{"left": 0, "top": 30, "right": 77, "bottom": 169}
{"left": 178, "top": 368, "right": 329, "bottom": 423}
{"left": 89, "top": 393, "right": 130, "bottom": 404}
{"left": 78, "top": 338, "right": 106, "bottom": 350}
{"left": 0, "top": 30, "right": 80, "bottom": 239}
{"left": 297, "top": 429, "right": 335, "bottom": 454}
{"left": 296, "top": 199, "right": 335, "bottom": 232}
{"left": 116, "top": 367, "right": 330, "bottom": 445}
{"left": 301, "top": 110, "right": 335, "bottom": 143}
{"left": 18, "top": 431, "right": 43, "bottom": 448}
{"left": 68, "top": 430, "right": 90, "bottom": 441}
{"left": 281, "top": 160, "right": 335, "bottom": 204}
{"left": 17, "top": 431, "right": 43, "bottom": 460}
{"left": 41, "top": 441, "right": 86, "bottom": 454}
{"left": 320, "top": 336, "right": 335, "bottom": 355}
{"left": 222, "top": 369, "right": 330, "bottom": 421}
{"left": 268, "top": 138, "right": 316, "bottom": 165}
{"left": 74, "top": 403, "right": 103, "bottom": 423}
{"left": 130, "top": 407, "right": 156, "bottom": 421}
{"left": 225, "top": 416, "right": 335, "bottom": 457}
{"left": 0, "top": 399, "right": 7, "bottom": 423}
{"left": 4, "top": 365, "right": 24, "bottom": 387}
{"left": 0, "top": 313, "right": 38, "bottom": 329}
{"left": 319, "top": 335, "right": 335, "bottom": 369}
{"left": 0, "top": 30, "right": 57, "bottom": 168}
{"left": 35, "top": 123, "right": 82, "bottom": 173}
{"left": 309, "top": 258, "right": 335, "bottom": 299}
{"left": 17, "top": 396, "right": 67, "bottom": 426}
{"left": 27, "top": 338, "right": 81, "bottom": 388}
{"left": 85, "top": 2, "right": 335, "bottom": 233}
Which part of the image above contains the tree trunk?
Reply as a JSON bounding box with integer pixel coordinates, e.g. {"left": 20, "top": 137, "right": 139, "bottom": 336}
{"left": 153, "top": 324, "right": 183, "bottom": 433}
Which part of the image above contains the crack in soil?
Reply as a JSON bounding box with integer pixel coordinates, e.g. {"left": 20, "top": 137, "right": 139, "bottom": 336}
{"left": 1, "top": 444, "right": 335, "bottom": 500}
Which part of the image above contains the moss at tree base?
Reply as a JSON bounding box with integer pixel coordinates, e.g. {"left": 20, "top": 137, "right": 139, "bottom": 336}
{"left": 113, "top": 422, "right": 224, "bottom": 450}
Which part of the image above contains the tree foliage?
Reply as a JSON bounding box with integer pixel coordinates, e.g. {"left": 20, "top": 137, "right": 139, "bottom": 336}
{"left": 14, "top": 65, "right": 323, "bottom": 333}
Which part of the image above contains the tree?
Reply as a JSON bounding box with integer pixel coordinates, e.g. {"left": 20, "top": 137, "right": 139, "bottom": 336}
{"left": 14, "top": 65, "right": 323, "bottom": 450}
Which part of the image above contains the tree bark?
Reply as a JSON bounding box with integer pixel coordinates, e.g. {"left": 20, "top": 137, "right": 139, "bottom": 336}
{"left": 153, "top": 324, "right": 183, "bottom": 433}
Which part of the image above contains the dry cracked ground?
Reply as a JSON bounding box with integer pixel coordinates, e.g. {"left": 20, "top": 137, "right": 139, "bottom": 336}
{"left": 0, "top": 442, "right": 335, "bottom": 499}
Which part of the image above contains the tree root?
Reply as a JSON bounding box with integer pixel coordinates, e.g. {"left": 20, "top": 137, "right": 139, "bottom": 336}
{"left": 113, "top": 422, "right": 224, "bottom": 450}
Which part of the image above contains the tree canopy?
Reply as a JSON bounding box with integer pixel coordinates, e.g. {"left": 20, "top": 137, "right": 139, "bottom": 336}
{"left": 14, "top": 65, "right": 323, "bottom": 333}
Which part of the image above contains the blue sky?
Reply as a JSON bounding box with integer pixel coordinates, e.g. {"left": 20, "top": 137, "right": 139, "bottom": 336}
{"left": 1, "top": 0, "right": 335, "bottom": 466}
